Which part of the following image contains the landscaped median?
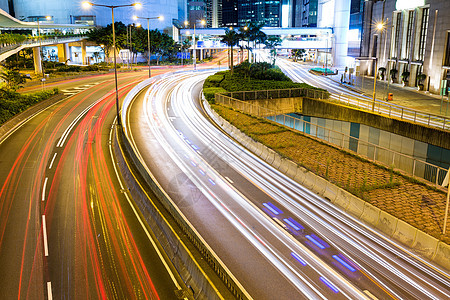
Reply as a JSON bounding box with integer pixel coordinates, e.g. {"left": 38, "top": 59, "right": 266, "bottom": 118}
{"left": 203, "top": 65, "right": 450, "bottom": 270}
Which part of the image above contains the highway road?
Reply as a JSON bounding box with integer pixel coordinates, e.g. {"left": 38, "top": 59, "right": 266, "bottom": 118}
{"left": 0, "top": 70, "right": 183, "bottom": 299}
{"left": 125, "top": 70, "right": 450, "bottom": 299}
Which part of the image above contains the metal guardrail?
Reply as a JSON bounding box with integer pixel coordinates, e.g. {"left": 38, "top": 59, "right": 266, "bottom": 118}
{"left": 0, "top": 36, "right": 87, "bottom": 56}
{"left": 224, "top": 87, "right": 329, "bottom": 101}
{"left": 330, "top": 92, "right": 450, "bottom": 131}
{"left": 215, "top": 92, "right": 448, "bottom": 186}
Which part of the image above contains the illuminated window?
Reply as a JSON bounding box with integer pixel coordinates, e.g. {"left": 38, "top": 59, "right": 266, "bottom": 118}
{"left": 405, "top": 10, "right": 414, "bottom": 59}
{"left": 444, "top": 32, "right": 450, "bottom": 67}
{"left": 417, "top": 8, "right": 429, "bottom": 61}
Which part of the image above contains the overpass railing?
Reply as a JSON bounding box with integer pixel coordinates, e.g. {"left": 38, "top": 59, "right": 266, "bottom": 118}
{"left": 215, "top": 91, "right": 448, "bottom": 186}
{"left": 329, "top": 92, "right": 450, "bottom": 131}
{"left": 0, "top": 36, "right": 87, "bottom": 57}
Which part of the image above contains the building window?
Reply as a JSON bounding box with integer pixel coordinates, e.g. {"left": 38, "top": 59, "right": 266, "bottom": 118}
{"left": 392, "top": 12, "right": 401, "bottom": 59}
{"left": 444, "top": 32, "right": 450, "bottom": 67}
{"left": 405, "top": 10, "right": 414, "bottom": 59}
{"left": 418, "top": 8, "right": 429, "bottom": 61}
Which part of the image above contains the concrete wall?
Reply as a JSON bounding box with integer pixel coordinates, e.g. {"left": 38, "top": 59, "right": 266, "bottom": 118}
{"left": 301, "top": 97, "right": 450, "bottom": 150}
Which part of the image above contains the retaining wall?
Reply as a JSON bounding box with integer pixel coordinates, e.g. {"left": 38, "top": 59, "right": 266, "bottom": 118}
{"left": 205, "top": 101, "right": 450, "bottom": 272}
{"left": 302, "top": 98, "right": 450, "bottom": 150}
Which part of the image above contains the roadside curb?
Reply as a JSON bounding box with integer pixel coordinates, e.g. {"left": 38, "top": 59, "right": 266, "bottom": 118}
{"left": 204, "top": 100, "right": 450, "bottom": 271}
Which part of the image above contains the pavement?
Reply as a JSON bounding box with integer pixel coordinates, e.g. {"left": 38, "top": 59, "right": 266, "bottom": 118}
{"left": 323, "top": 66, "right": 450, "bottom": 116}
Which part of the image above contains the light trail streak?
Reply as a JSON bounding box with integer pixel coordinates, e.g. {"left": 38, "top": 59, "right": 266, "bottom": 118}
{"left": 137, "top": 71, "right": 450, "bottom": 299}
{"left": 135, "top": 72, "right": 368, "bottom": 299}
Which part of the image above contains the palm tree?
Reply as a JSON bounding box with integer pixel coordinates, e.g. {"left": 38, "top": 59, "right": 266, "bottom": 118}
{"left": 264, "top": 36, "right": 282, "bottom": 65}
{"left": 220, "top": 29, "right": 240, "bottom": 73}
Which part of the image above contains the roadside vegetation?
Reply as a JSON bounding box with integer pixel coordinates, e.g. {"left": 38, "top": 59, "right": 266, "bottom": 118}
{"left": 0, "top": 68, "right": 59, "bottom": 125}
{"left": 203, "top": 61, "right": 326, "bottom": 102}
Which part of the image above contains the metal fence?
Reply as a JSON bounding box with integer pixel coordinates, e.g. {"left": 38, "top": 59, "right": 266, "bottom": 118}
{"left": 330, "top": 92, "right": 450, "bottom": 131}
{"left": 0, "top": 36, "right": 87, "bottom": 56}
{"left": 215, "top": 91, "right": 448, "bottom": 186}
{"left": 224, "top": 87, "right": 330, "bottom": 101}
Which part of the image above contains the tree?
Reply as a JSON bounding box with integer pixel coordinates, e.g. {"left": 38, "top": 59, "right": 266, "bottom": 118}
{"left": 220, "top": 29, "right": 240, "bottom": 73}
{"left": 291, "top": 49, "right": 306, "bottom": 62}
{"left": 264, "top": 36, "right": 282, "bottom": 65}
{"left": 0, "top": 68, "right": 27, "bottom": 91}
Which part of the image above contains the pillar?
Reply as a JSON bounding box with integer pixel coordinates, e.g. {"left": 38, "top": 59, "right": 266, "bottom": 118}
{"left": 81, "top": 41, "right": 87, "bottom": 65}
{"left": 57, "top": 44, "right": 66, "bottom": 63}
{"left": 33, "top": 46, "right": 42, "bottom": 74}
{"left": 200, "top": 48, "right": 203, "bottom": 61}
{"left": 332, "top": 0, "right": 351, "bottom": 67}
{"left": 64, "top": 43, "right": 71, "bottom": 63}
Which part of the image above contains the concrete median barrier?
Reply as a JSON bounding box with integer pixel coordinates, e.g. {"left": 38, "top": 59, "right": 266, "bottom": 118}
{"left": 413, "top": 230, "right": 439, "bottom": 260}
{"left": 272, "top": 154, "right": 282, "bottom": 169}
{"left": 433, "top": 242, "right": 450, "bottom": 271}
{"left": 360, "top": 203, "right": 381, "bottom": 227}
{"left": 345, "top": 194, "right": 365, "bottom": 219}
{"left": 377, "top": 211, "right": 398, "bottom": 237}
{"left": 392, "top": 220, "right": 417, "bottom": 248}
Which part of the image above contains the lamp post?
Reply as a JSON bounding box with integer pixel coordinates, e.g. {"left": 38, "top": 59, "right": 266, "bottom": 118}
{"left": 133, "top": 15, "right": 163, "bottom": 78}
{"left": 36, "top": 16, "right": 51, "bottom": 90}
{"left": 371, "top": 57, "right": 378, "bottom": 111}
{"left": 243, "top": 25, "right": 250, "bottom": 62}
{"left": 185, "top": 19, "right": 205, "bottom": 70}
{"left": 82, "top": 1, "right": 141, "bottom": 126}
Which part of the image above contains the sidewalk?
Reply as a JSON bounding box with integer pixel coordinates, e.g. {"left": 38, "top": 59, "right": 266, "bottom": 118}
{"left": 325, "top": 68, "right": 450, "bottom": 116}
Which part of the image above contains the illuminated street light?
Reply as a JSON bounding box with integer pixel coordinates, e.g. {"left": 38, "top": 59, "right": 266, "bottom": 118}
{"left": 133, "top": 15, "right": 163, "bottom": 78}
{"left": 82, "top": 1, "right": 141, "bottom": 126}
{"left": 185, "top": 19, "right": 205, "bottom": 70}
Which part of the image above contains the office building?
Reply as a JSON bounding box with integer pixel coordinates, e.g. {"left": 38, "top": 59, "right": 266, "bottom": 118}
{"left": 360, "top": 0, "right": 450, "bottom": 94}
{"left": 237, "top": 0, "right": 281, "bottom": 27}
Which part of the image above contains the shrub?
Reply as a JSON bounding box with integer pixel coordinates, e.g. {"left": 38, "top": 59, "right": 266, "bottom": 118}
{"left": 203, "top": 87, "right": 228, "bottom": 103}
{"left": 0, "top": 88, "right": 58, "bottom": 125}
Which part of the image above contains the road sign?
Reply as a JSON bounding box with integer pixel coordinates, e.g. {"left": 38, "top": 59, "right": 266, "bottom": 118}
{"left": 177, "top": 52, "right": 190, "bottom": 59}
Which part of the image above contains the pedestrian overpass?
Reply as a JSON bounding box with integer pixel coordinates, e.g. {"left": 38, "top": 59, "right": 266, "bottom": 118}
{"left": 0, "top": 8, "right": 91, "bottom": 73}
{"left": 179, "top": 27, "right": 333, "bottom": 50}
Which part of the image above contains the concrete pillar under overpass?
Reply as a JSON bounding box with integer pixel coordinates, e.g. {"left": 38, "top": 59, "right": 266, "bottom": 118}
{"left": 33, "top": 46, "right": 42, "bottom": 75}
{"left": 81, "top": 40, "right": 87, "bottom": 65}
{"left": 332, "top": 0, "right": 351, "bottom": 67}
{"left": 57, "top": 44, "right": 66, "bottom": 63}
{"left": 64, "top": 43, "right": 71, "bottom": 63}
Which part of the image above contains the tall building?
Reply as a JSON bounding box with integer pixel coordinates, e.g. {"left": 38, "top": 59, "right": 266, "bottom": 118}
{"left": 348, "top": 0, "right": 364, "bottom": 57}
{"left": 221, "top": 0, "right": 238, "bottom": 27}
{"left": 237, "top": 0, "right": 281, "bottom": 27}
{"left": 360, "top": 0, "right": 450, "bottom": 94}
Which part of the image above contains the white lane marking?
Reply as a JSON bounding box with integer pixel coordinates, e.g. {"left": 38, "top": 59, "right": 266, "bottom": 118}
{"left": 47, "top": 282, "right": 53, "bottom": 300}
{"left": 42, "top": 177, "right": 48, "bottom": 201}
{"left": 225, "top": 176, "right": 233, "bottom": 184}
{"left": 108, "top": 118, "right": 182, "bottom": 290}
{"left": 48, "top": 153, "right": 57, "bottom": 169}
{"left": 72, "top": 87, "right": 87, "bottom": 90}
{"left": 42, "top": 215, "right": 48, "bottom": 256}
{"left": 57, "top": 99, "right": 100, "bottom": 147}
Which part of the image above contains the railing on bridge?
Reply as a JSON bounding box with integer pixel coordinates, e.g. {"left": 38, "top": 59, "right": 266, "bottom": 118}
{"left": 215, "top": 90, "right": 448, "bottom": 187}
{"left": 0, "top": 36, "right": 87, "bottom": 57}
{"left": 330, "top": 92, "right": 450, "bottom": 131}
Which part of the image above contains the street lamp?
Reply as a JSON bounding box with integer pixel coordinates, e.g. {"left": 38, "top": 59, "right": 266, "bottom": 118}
{"left": 133, "top": 15, "right": 163, "bottom": 78}
{"left": 243, "top": 25, "right": 250, "bottom": 62}
{"left": 82, "top": 1, "right": 142, "bottom": 126}
{"left": 185, "top": 19, "right": 205, "bottom": 70}
{"left": 36, "top": 15, "right": 51, "bottom": 89}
